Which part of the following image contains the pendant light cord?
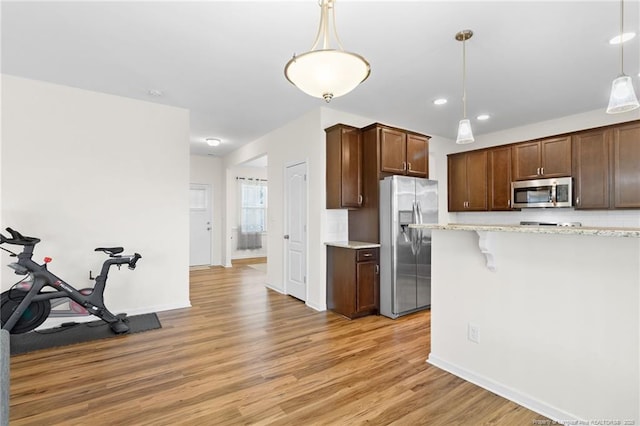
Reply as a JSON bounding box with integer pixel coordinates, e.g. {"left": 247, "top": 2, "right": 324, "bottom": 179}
{"left": 462, "top": 38, "right": 467, "bottom": 119}
{"left": 619, "top": 0, "right": 625, "bottom": 75}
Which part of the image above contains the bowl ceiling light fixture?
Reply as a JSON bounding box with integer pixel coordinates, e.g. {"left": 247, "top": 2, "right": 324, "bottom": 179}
{"left": 455, "top": 30, "right": 474, "bottom": 144}
{"left": 606, "top": 0, "right": 639, "bottom": 114}
{"left": 284, "top": 0, "right": 370, "bottom": 103}
{"left": 206, "top": 138, "right": 221, "bottom": 147}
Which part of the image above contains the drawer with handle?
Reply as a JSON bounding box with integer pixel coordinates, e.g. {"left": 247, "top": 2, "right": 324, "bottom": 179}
{"left": 356, "top": 248, "right": 378, "bottom": 262}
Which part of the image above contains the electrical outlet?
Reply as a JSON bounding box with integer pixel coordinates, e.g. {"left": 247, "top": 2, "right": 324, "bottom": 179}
{"left": 468, "top": 323, "right": 480, "bottom": 343}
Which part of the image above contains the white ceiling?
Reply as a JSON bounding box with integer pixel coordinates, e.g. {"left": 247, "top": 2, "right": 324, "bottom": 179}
{"left": 2, "top": 1, "right": 639, "bottom": 158}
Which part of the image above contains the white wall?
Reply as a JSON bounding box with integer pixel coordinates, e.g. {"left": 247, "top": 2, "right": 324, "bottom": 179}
{"left": 1, "top": 75, "right": 191, "bottom": 326}
{"left": 228, "top": 165, "right": 268, "bottom": 260}
{"left": 429, "top": 229, "right": 639, "bottom": 422}
{"left": 427, "top": 107, "right": 640, "bottom": 422}
{"left": 190, "top": 155, "right": 224, "bottom": 266}
{"left": 221, "top": 106, "right": 375, "bottom": 310}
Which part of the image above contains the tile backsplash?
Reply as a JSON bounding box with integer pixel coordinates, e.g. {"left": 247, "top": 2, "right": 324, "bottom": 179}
{"left": 325, "top": 209, "right": 349, "bottom": 242}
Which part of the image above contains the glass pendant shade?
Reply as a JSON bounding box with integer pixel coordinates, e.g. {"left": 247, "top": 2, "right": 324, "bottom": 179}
{"left": 284, "top": 50, "right": 370, "bottom": 102}
{"left": 284, "top": 0, "right": 370, "bottom": 102}
{"left": 455, "top": 30, "right": 474, "bottom": 144}
{"left": 456, "top": 119, "right": 475, "bottom": 144}
{"left": 607, "top": 0, "right": 640, "bottom": 113}
{"left": 606, "top": 75, "right": 640, "bottom": 114}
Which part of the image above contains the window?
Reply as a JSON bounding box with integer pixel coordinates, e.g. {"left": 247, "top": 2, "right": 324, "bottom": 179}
{"left": 238, "top": 179, "right": 267, "bottom": 233}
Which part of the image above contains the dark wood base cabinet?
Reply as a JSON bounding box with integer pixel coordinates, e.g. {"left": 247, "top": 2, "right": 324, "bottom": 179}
{"left": 326, "top": 246, "right": 379, "bottom": 319}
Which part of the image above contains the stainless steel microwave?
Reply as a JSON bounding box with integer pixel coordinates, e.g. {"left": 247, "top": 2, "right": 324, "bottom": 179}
{"left": 511, "top": 177, "right": 572, "bottom": 208}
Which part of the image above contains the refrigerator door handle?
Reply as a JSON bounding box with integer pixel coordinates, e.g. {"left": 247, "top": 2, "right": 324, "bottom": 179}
{"left": 410, "top": 202, "right": 418, "bottom": 256}
{"left": 414, "top": 201, "right": 424, "bottom": 255}
{"left": 416, "top": 201, "right": 424, "bottom": 225}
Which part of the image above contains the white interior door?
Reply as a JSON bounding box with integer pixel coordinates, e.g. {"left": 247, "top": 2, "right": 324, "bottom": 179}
{"left": 189, "top": 183, "right": 212, "bottom": 266}
{"left": 285, "top": 162, "right": 307, "bottom": 301}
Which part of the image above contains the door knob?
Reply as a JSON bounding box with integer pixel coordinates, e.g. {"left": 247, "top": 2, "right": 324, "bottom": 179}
{"left": 284, "top": 234, "right": 290, "bottom": 239}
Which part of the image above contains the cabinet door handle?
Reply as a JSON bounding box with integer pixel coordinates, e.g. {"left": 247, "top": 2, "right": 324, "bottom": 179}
{"left": 375, "top": 264, "right": 379, "bottom": 274}
{"left": 576, "top": 196, "right": 580, "bottom": 206}
{"left": 358, "top": 194, "right": 363, "bottom": 205}
{"left": 363, "top": 253, "right": 373, "bottom": 257}
{"left": 507, "top": 199, "right": 511, "bottom": 208}
{"left": 407, "top": 162, "right": 412, "bottom": 170}
{"left": 541, "top": 167, "right": 544, "bottom": 175}
{"left": 402, "top": 161, "right": 407, "bottom": 171}
{"left": 536, "top": 167, "right": 540, "bottom": 175}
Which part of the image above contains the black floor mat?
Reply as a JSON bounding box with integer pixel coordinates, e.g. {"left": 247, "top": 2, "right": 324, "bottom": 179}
{"left": 9, "top": 313, "right": 161, "bottom": 355}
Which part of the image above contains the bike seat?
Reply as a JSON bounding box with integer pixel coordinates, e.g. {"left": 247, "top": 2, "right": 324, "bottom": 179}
{"left": 95, "top": 247, "right": 124, "bottom": 256}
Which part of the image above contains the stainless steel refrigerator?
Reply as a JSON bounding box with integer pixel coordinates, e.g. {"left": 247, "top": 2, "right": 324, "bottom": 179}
{"left": 379, "top": 176, "right": 438, "bottom": 319}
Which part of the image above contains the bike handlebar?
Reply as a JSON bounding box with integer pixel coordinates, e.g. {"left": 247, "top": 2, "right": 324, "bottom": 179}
{"left": 0, "top": 228, "right": 41, "bottom": 246}
{"left": 129, "top": 253, "right": 142, "bottom": 270}
{"left": 2, "top": 227, "right": 142, "bottom": 269}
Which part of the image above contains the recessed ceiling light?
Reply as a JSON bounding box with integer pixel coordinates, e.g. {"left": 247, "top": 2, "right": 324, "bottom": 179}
{"left": 147, "top": 89, "right": 164, "bottom": 97}
{"left": 609, "top": 32, "right": 636, "bottom": 44}
{"left": 477, "top": 114, "right": 490, "bottom": 121}
{"left": 433, "top": 98, "right": 448, "bottom": 105}
{"left": 206, "top": 138, "right": 221, "bottom": 147}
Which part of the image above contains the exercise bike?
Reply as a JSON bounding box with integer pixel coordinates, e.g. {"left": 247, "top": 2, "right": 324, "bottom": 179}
{"left": 0, "top": 228, "right": 141, "bottom": 334}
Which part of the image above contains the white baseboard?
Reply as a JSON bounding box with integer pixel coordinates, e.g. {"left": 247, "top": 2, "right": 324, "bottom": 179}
{"left": 265, "top": 283, "right": 284, "bottom": 294}
{"left": 37, "top": 300, "right": 191, "bottom": 330}
{"left": 427, "top": 354, "right": 583, "bottom": 424}
{"left": 305, "top": 300, "right": 325, "bottom": 312}
{"left": 261, "top": 285, "right": 325, "bottom": 312}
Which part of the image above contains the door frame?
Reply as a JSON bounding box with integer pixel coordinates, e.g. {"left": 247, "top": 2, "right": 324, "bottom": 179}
{"left": 283, "top": 160, "right": 308, "bottom": 301}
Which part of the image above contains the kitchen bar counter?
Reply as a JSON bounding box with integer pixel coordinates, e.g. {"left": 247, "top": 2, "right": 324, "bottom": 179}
{"left": 410, "top": 223, "right": 640, "bottom": 238}
{"left": 424, "top": 222, "right": 639, "bottom": 422}
{"left": 324, "top": 241, "right": 381, "bottom": 249}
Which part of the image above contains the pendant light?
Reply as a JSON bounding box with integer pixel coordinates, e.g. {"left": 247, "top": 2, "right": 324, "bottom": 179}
{"left": 284, "top": 0, "right": 370, "bottom": 102}
{"left": 456, "top": 30, "right": 474, "bottom": 144}
{"left": 606, "top": 0, "right": 639, "bottom": 114}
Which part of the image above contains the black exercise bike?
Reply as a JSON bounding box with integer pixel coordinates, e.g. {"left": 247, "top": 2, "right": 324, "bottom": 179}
{"left": 0, "top": 228, "right": 141, "bottom": 334}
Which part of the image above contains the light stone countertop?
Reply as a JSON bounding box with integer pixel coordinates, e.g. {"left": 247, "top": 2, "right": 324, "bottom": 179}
{"left": 409, "top": 223, "right": 640, "bottom": 238}
{"left": 324, "top": 241, "right": 381, "bottom": 249}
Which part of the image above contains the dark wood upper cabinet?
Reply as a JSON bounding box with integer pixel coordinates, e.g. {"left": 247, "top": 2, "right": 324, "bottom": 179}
{"left": 512, "top": 141, "right": 540, "bottom": 180}
{"left": 326, "top": 124, "right": 362, "bottom": 209}
{"left": 512, "top": 136, "right": 572, "bottom": 180}
{"left": 488, "top": 146, "right": 513, "bottom": 211}
{"left": 446, "top": 119, "right": 639, "bottom": 213}
{"left": 466, "top": 150, "right": 489, "bottom": 210}
{"left": 379, "top": 128, "right": 407, "bottom": 175}
{"left": 447, "top": 150, "right": 488, "bottom": 212}
{"left": 376, "top": 124, "right": 429, "bottom": 178}
{"left": 406, "top": 134, "right": 429, "bottom": 177}
{"left": 448, "top": 153, "right": 467, "bottom": 212}
{"left": 349, "top": 123, "right": 430, "bottom": 243}
{"left": 613, "top": 121, "right": 640, "bottom": 208}
{"left": 572, "top": 121, "right": 640, "bottom": 210}
{"left": 573, "top": 129, "right": 610, "bottom": 209}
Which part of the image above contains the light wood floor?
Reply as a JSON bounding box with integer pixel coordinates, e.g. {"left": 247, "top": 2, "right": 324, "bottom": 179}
{"left": 9, "top": 265, "right": 547, "bottom": 425}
